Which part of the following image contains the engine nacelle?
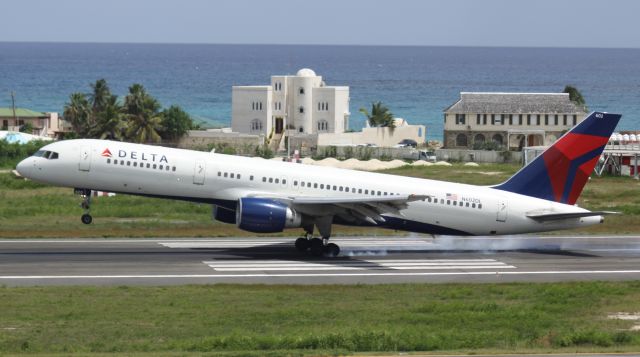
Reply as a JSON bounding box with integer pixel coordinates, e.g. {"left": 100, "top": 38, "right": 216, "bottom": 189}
{"left": 237, "top": 198, "right": 302, "bottom": 233}
{"left": 212, "top": 205, "right": 236, "bottom": 224}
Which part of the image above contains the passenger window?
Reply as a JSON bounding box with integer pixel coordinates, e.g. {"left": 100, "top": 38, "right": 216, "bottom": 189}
{"left": 166, "top": 166, "right": 170, "bottom": 171}
{"left": 465, "top": 202, "right": 470, "bottom": 207}
{"left": 127, "top": 161, "right": 131, "bottom": 166}
{"left": 446, "top": 200, "right": 450, "bottom": 205}
{"left": 320, "top": 184, "right": 324, "bottom": 189}
{"left": 365, "top": 190, "right": 369, "bottom": 194}
{"left": 238, "top": 174, "right": 241, "bottom": 179}
{"left": 301, "top": 181, "right": 305, "bottom": 187}
{"left": 224, "top": 172, "right": 228, "bottom": 178}
{"left": 333, "top": 186, "right": 337, "bottom": 190}
{"left": 218, "top": 171, "right": 221, "bottom": 176}
{"left": 133, "top": 162, "right": 137, "bottom": 167}
{"left": 114, "top": 159, "right": 118, "bottom": 164}
{"left": 121, "top": 161, "right": 125, "bottom": 166}
{"left": 262, "top": 177, "right": 266, "bottom": 182}
{"left": 146, "top": 163, "right": 150, "bottom": 168}
{"left": 384, "top": 192, "right": 387, "bottom": 196}
{"left": 153, "top": 164, "right": 157, "bottom": 169}
{"left": 339, "top": 187, "right": 343, "bottom": 192}
{"left": 107, "top": 158, "right": 111, "bottom": 164}
{"left": 478, "top": 204, "right": 483, "bottom": 209}
{"left": 294, "top": 180, "right": 298, "bottom": 186}
{"left": 172, "top": 166, "right": 176, "bottom": 172}
{"left": 440, "top": 199, "right": 444, "bottom": 204}
{"left": 377, "top": 191, "right": 381, "bottom": 196}
{"left": 314, "top": 183, "right": 318, "bottom": 188}
{"left": 358, "top": 189, "right": 362, "bottom": 194}
{"left": 282, "top": 179, "right": 285, "bottom": 184}
{"left": 307, "top": 182, "right": 311, "bottom": 188}
{"left": 159, "top": 165, "right": 164, "bottom": 170}
{"left": 230, "top": 173, "right": 235, "bottom": 178}
{"left": 472, "top": 203, "right": 476, "bottom": 208}
{"left": 275, "top": 178, "right": 279, "bottom": 184}
{"left": 250, "top": 175, "right": 254, "bottom": 181}
{"left": 352, "top": 188, "right": 356, "bottom": 193}
{"left": 269, "top": 178, "right": 273, "bottom": 183}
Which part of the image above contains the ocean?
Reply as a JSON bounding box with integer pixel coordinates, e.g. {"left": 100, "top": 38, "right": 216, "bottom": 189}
{"left": 1, "top": 42, "right": 639, "bottom": 141}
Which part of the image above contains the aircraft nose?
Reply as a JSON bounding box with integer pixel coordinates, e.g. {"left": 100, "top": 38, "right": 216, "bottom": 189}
{"left": 16, "top": 158, "right": 32, "bottom": 178}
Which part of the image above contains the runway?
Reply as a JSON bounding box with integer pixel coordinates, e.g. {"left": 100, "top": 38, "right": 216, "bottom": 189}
{"left": 1, "top": 235, "right": 640, "bottom": 285}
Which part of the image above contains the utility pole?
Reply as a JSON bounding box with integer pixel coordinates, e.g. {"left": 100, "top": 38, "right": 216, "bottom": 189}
{"left": 11, "top": 91, "right": 17, "bottom": 125}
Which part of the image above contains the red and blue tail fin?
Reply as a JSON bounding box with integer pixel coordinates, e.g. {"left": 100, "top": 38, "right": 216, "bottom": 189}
{"left": 493, "top": 112, "right": 621, "bottom": 204}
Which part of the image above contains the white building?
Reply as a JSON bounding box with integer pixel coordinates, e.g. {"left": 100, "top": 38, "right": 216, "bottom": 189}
{"left": 231, "top": 68, "right": 350, "bottom": 137}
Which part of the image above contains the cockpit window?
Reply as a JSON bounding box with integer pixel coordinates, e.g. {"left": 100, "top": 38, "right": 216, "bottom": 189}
{"left": 33, "top": 150, "right": 59, "bottom": 160}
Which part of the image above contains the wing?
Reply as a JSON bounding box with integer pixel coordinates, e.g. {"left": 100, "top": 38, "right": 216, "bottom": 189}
{"left": 526, "top": 210, "right": 619, "bottom": 222}
{"left": 250, "top": 193, "right": 430, "bottom": 225}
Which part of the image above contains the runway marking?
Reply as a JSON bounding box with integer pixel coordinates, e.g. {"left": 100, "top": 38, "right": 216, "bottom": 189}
{"left": 2, "top": 270, "right": 640, "bottom": 280}
{"left": 202, "top": 258, "right": 515, "bottom": 272}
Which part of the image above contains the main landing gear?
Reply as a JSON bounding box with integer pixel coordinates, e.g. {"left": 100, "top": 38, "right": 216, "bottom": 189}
{"left": 75, "top": 188, "right": 93, "bottom": 225}
{"left": 294, "top": 217, "right": 340, "bottom": 257}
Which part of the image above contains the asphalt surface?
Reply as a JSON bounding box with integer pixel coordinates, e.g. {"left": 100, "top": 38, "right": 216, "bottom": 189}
{"left": 1, "top": 235, "right": 640, "bottom": 286}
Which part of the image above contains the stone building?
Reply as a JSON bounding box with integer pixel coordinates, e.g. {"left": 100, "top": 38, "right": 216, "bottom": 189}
{"left": 231, "top": 68, "right": 350, "bottom": 136}
{"left": 443, "top": 92, "right": 588, "bottom": 150}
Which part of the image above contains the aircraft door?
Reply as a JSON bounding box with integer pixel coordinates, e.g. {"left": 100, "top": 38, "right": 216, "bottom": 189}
{"left": 193, "top": 160, "right": 206, "bottom": 185}
{"left": 496, "top": 200, "right": 508, "bottom": 222}
{"left": 79, "top": 146, "right": 92, "bottom": 171}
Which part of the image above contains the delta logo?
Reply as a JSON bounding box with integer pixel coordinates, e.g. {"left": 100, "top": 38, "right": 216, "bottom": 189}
{"left": 101, "top": 148, "right": 113, "bottom": 157}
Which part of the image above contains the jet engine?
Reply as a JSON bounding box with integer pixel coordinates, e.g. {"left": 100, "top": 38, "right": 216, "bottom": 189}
{"left": 212, "top": 205, "right": 236, "bottom": 224}
{"left": 236, "top": 197, "right": 302, "bottom": 233}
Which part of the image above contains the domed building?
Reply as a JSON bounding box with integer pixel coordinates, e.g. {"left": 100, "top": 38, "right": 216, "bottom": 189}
{"left": 231, "top": 68, "right": 350, "bottom": 140}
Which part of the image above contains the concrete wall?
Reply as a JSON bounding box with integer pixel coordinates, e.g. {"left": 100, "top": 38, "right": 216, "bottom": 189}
{"left": 178, "top": 130, "right": 264, "bottom": 152}
{"left": 435, "top": 148, "right": 523, "bottom": 164}
{"left": 317, "top": 124, "right": 425, "bottom": 147}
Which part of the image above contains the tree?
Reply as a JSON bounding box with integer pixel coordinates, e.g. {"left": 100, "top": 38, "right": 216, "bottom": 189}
{"left": 359, "top": 102, "right": 395, "bottom": 128}
{"left": 563, "top": 85, "right": 587, "bottom": 110}
{"left": 63, "top": 92, "right": 91, "bottom": 136}
{"left": 90, "top": 79, "right": 112, "bottom": 114}
{"left": 160, "top": 105, "right": 194, "bottom": 141}
{"left": 90, "top": 95, "right": 127, "bottom": 141}
{"left": 124, "top": 84, "right": 163, "bottom": 143}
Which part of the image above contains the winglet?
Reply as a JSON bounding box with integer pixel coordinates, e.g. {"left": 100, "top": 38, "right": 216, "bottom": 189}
{"left": 494, "top": 112, "right": 621, "bottom": 204}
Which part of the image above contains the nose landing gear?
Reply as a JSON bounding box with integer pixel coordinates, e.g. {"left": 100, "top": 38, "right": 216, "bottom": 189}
{"left": 75, "top": 188, "right": 93, "bottom": 224}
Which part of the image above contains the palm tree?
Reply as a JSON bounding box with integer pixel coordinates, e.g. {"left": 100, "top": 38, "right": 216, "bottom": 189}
{"left": 124, "top": 84, "right": 163, "bottom": 143}
{"left": 63, "top": 92, "right": 91, "bottom": 136}
{"left": 359, "top": 102, "right": 395, "bottom": 128}
{"left": 90, "top": 79, "right": 112, "bottom": 113}
{"left": 563, "top": 85, "right": 588, "bottom": 110}
{"left": 90, "top": 95, "right": 127, "bottom": 141}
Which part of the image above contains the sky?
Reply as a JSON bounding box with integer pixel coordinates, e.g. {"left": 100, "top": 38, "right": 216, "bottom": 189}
{"left": 1, "top": 0, "right": 639, "bottom": 48}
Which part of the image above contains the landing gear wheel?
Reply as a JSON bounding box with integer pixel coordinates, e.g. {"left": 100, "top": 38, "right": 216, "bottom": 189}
{"left": 295, "top": 237, "right": 310, "bottom": 252}
{"left": 323, "top": 243, "right": 340, "bottom": 257}
{"left": 81, "top": 214, "right": 93, "bottom": 225}
{"left": 309, "top": 238, "right": 324, "bottom": 257}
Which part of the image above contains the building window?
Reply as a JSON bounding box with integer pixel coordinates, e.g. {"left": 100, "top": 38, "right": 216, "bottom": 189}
{"left": 299, "top": 87, "right": 305, "bottom": 95}
{"left": 536, "top": 115, "right": 541, "bottom": 126}
{"left": 483, "top": 114, "right": 487, "bottom": 125}
{"left": 545, "top": 114, "right": 549, "bottom": 126}
{"left": 492, "top": 134, "right": 503, "bottom": 146}
{"left": 476, "top": 114, "right": 481, "bottom": 125}
{"left": 299, "top": 106, "right": 304, "bottom": 114}
{"left": 554, "top": 115, "right": 558, "bottom": 125}
{"left": 456, "top": 133, "right": 468, "bottom": 147}
{"left": 455, "top": 114, "right": 466, "bottom": 125}
{"left": 474, "top": 134, "right": 486, "bottom": 145}
{"left": 563, "top": 114, "right": 568, "bottom": 126}
{"left": 317, "top": 119, "right": 329, "bottom": 132}
{"left": 250, "top": 119, "right": 263, "bottom": 133}
{"left": 518, "top": 114, "right": 523, "bottom": 125}
{"left": 573, "top": 115, "right": 577, "bottom": 126}
{"left": 527, "top": 114, "right": 531, "bottom": 126}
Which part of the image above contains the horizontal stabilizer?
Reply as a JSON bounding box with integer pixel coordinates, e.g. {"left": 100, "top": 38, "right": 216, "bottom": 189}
{"left": 526, "top": 211, "right": 619, "bottom": 222}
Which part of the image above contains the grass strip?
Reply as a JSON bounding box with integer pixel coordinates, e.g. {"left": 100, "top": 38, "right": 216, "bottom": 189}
{"left": 1, "top": 282, "right": 640, "bottom": 354}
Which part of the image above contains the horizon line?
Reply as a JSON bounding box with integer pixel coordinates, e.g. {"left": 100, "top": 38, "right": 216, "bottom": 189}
{"left": 0, "top": 40, "right": 639, "bottom": 51}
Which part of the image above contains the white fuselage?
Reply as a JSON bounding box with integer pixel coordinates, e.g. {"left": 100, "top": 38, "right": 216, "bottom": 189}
{"left": 17, "top": 139, "right": 602, "bottom": 236}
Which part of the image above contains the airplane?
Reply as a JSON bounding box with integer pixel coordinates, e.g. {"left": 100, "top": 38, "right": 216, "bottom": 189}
{"left": 16, "top": 111, "right": 620, "bottom": 257}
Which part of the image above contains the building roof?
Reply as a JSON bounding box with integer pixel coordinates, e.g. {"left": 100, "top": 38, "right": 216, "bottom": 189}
{"left": 0, "top": 107, "right": 47, "bottom": 118}
{"left": 444, "top": 92, "right": 587, "bottom": 114}
{"left": 296, "top": 68, "right": 316, "bottom": 77}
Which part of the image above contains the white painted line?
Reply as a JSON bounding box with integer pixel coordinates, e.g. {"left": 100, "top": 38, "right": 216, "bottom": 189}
{"left": 210, "top": 265, "right": 516, "bottom": 272}
{"left": 1, "top": 270, "right": 640, "bottom": 279}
